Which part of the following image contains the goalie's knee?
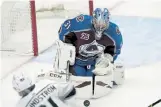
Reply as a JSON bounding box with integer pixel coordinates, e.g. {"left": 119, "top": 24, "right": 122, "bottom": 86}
{"left": 70, "top": 65, "right": 94, "bottom": 77}
{"left": 70, "top": 65, "right": 87, "bottom": 76}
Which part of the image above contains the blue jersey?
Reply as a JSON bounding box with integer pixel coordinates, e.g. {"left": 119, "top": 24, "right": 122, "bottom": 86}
{"left": 59, "top": 14, "right": 123, "bottom": 66}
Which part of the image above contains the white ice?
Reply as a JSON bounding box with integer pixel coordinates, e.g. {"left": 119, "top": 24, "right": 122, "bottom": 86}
{"left": 1, "top": 0, "right": 161, "bottom": 107}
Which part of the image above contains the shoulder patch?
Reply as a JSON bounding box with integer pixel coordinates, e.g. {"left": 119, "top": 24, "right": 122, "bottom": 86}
{"left": 64, "top": 20, "right": 71, "bottom": 29}
{"left": 76, "top": 15, "right": 84, "bottom": 22}
{"left": 116, "top": 26, "right": 121, "bottom": 35}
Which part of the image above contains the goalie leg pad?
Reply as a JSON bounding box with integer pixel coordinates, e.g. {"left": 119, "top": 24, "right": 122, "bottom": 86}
{"left": 113, "top": 63, "right": 125, "bottom": 85}
{"left": 71, "top": 76, "right": 93, "bottom": 99}
{"left": 93, "top": 73, "right": 113, "bottom": 98}
{"left": 69, "top": 73, "right": 113, "bottom": 99}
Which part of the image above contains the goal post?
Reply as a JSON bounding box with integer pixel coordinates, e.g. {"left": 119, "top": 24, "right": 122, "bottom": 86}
{"left": 89, "top": 0, "right": 94, "bottom": 16}
{"left": 30, "top": 0, "right": 38, "bottom": 56}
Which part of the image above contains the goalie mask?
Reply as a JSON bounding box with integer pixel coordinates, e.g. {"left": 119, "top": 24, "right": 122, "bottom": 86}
{"left": 92, "top": 8, "right": 110, "bottom": 40}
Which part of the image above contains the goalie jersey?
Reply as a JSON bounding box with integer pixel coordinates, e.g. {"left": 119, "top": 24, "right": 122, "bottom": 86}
{"left": 58, "top": 14, "right": 123, "bottom": 66}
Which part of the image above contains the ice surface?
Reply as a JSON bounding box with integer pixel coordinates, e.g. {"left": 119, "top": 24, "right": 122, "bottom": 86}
{"left": 111, "top": 16, "right": 161, "bottom": 68}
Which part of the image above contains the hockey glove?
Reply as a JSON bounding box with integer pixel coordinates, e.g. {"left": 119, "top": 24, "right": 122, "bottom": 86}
{"left": 93, "top": 53, "right": 114, "bottom": 76}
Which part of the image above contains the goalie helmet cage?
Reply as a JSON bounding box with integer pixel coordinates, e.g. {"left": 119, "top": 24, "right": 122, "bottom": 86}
{"left": 1, "top": 0, "right": 93, "bottom": 56}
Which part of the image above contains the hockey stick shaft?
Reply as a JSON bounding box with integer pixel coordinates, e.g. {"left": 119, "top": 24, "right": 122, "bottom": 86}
{"left": 92, "top": 74, "right": 95, "bottom": 95}
{"left": 148, "top": 99, "right": 161, "bottom": 107}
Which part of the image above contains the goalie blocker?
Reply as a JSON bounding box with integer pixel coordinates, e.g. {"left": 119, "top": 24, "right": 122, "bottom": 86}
{"left": 49, "top": 40, "right": 125, "bottom": 98}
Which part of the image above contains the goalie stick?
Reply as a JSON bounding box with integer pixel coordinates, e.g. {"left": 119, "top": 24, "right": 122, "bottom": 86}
{"left": 148, "top": 99, "right": 161, "bottom": 107}
{"left": 92, "top": 74, "right": 95, "bottom": 95}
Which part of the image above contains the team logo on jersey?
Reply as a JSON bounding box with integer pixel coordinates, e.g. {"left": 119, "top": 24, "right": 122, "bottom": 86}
{"left": 80, "top": 32, "right": 90, "bottom": 40}
{"left": 79, "top": 40, "right": 105, "bottom": 57}
{"left": 116, "top": 27, "right": 121, "bottom": 35}
{"left": 76, "top": 15, "right": 84, "bottom": 22}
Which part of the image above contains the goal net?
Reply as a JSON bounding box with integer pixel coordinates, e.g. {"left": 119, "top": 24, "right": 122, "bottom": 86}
{"left": 1, "top": 0, "right": 93, "bottom": 79}
{"left": 1, "top": 0, "right": 38, "bottom": 56}
{"left": 1, "top": 0, "right": 93, "bottom": 56}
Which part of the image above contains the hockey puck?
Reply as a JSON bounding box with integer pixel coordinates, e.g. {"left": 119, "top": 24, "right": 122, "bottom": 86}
{"left": 83, "top": 100, "right": 90, "bottom": 107}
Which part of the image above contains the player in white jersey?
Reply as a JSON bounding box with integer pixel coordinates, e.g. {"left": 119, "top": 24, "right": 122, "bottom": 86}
{"left": 12, "top": 72, "right": 76, "bottom": 107}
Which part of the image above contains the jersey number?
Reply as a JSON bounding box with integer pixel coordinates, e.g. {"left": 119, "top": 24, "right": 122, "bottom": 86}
{"left": 80, "top": 32, "right": 90, "bottom": 40}
{"left": 64, "top": 20, "right": 71, "bottom": 29}
{"left": 39, "top": 97, "right": 58, "bottom": 107}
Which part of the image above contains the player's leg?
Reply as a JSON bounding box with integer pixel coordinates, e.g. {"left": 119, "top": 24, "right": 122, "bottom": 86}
{"left": 70, "top": 64, "right": 95, "bottom": 76}
{"left": 86, "top": 65, "right": 94, "bottom": 76}
{"left": 70, "top": 64, "right": 86, "bottom": 76}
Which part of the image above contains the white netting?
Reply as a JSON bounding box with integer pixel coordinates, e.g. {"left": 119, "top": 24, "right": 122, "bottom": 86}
{"left": 1, "top": 1, "right": 33, "bottom": 54}
{"left": 1, "top": 0, "right": 91, "bottom": 79}
{"left": 0, "top": 0, "right": 90, "bottom": 55}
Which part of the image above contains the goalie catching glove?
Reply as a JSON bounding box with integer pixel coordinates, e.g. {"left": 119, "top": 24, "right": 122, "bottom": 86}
{"left": 93, "top": 53, "right": 114, "bottom": 76}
